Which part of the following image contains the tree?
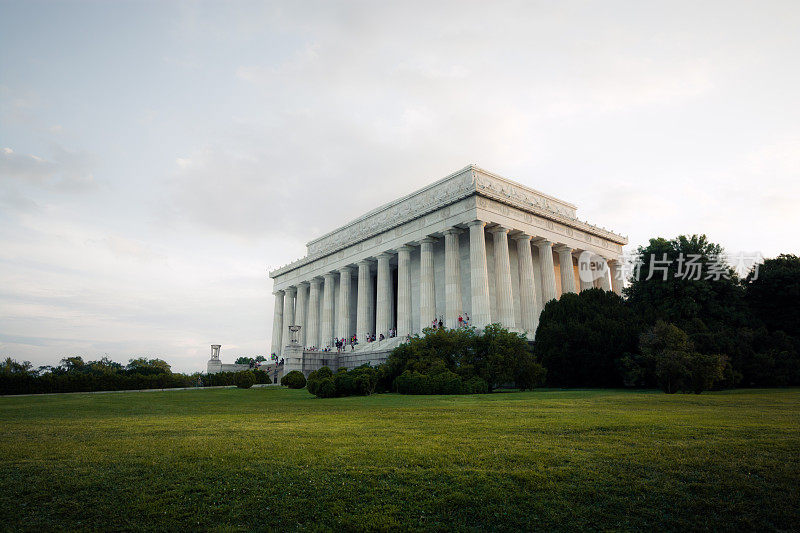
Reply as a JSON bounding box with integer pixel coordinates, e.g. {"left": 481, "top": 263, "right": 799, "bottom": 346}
{"left": 58, "top": 356, "right": 86, "bottom": 374}
{"left": 126, "top": 358, "right": 171, "bottom": 374}
{"left": 513, "top": 356, "right": 547, "bottom": 391}
{"left": 535, "top": 289, "right": 641, "bottom": 387}
{"left": 745, "top": 254, "right": 800, "bottom": 339}
{"left": 86, "top": 356, "right": 123, "bottom": 375}
{"left": 470, "top": 324, "right": 541, "bottom": 390}
{"left": 641, "top": 321, "right": 693, "bottom": 393}
{"left": 0, "top": 357, "right": 36, "bottom": 376}
{"left": 383, "top": 325, "right": 540, "bottom": 393}
{"left": 625, "top": 235, "right": 749, "bottom": 350}
{"left": 235, "top": 356, "right": 255, "bottom": 365}
{"left": 636, "top": 321, "right": 727, "bottom": 394}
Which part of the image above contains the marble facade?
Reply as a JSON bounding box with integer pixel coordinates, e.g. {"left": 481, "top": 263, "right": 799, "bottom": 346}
{"left": 269, "top": 165, "right": 627, "bottom": 371}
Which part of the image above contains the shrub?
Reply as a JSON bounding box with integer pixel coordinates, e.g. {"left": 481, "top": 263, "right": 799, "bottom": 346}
{"left": 252, "top": 369, "right": 272, "bottom": 384}
{"left": 513, "top": 357, "right": 547, "bottom": 390}
{"left": 315, "top": 377, "right": 336, "bottom": 398}
{"left": 465, "top": 376, "right": 489, "bottom": 394}
{"left": 281, "top": 370, "right": 306, "bottom": 389}
{"left": 306, "top": 366, "right": 333, "bottom": 396}
{"left": 306, "top": 365, "right": 379, "bottom": 398}
{"left": 234, "top": 370, "right": 256, "bottom": 389}
{"left": 393, "top": 369, "right": 486, "bottom": 395}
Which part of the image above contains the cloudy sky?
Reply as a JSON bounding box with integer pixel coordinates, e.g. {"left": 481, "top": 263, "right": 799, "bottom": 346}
{"left": 1, "top": 1, "right": 799, "bottom": 372}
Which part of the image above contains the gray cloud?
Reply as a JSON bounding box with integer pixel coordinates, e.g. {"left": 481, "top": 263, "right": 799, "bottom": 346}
{"left": 0, "top": 145, "right": 96, "bottom": 192}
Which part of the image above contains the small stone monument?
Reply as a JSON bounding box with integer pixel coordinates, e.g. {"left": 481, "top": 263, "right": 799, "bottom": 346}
{"left": 207, "top": 344, "right": 222, "bottom": 374}
{"left": 283, "top": 325, "right": 304, "bottom": 376}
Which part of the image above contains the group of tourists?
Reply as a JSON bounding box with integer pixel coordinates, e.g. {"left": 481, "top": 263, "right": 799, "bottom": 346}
{"left": 430, "top": 313, "right": 471, "bottom": 330}
{"left": 302, "top": 315, "right": 472, "bottom": 352}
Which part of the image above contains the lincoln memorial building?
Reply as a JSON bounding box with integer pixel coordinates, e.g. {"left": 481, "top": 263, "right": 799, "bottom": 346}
{"left": 269, "top": 165, "right": 627, "bottom": 371}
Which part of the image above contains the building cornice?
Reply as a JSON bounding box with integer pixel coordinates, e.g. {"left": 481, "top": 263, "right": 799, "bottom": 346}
{"left": 269, "top": 165, "right": 627, "bottom": 278}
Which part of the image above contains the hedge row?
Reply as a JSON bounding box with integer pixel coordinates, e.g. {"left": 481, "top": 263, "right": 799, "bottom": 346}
{"left": 393, "top": 370, "right": 489, "bottom": 395}
{"left": 0, "top": 369, "right": 271, "bottom": 395}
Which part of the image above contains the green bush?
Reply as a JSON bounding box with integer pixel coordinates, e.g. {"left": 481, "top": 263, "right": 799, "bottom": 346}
{"left": 315, "top": 377, "right": 336, "bottom": 398}
{"left": 252, "top": 369, "right": 272, "bottom": 384}
{"left": 306, "top": 365, "right": 379, "bottom": 398}
{"left": 465, "top": 376, "right": 489, "bottom": 394}
{"left": 234, "top": 370, "right": 256, "bottom": 389}
{"left": 393, "top": 369, "right": 487, "bottom": 395}
{"left": 280, "top": 370, "right": 306, "bottom": 389}
{"left": 306, "top": 366, "right": 333, "bottom": 396}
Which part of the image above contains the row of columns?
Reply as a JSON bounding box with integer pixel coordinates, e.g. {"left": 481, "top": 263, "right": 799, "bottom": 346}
{"left": 271, "top": 221, "right": 621, "bottom": 354}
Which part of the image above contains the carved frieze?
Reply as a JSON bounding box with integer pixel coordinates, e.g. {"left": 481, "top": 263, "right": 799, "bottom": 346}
{"left": 270, "top": 165, "right": 627, "bottom": 279}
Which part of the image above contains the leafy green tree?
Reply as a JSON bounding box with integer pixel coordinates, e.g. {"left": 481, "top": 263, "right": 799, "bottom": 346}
{"left": 535, "top": 289, "right": 641, "bottom": 387}
{"left": 126, "top": 357, "right": 171, "bottom": 374}
{"left": 745, "top": 254, "right": 800, "bottom": 339}
{"left": 383, "top": 325, "right": 541, "bottom": 393}
{"left": 470, "top": 324, "right": 541, "bottom": 390}
{"left": 86, "top": 356, "right": 123, "bottom": 375}
{"left": 640, "top": 321, "right": 694, "bottom": 393}
{"left": 384, "top": 326, "right": 476, "bottom": 386}
{"left": 625, "top": 235, "right": 748, "bottom": 351}
{"left": 635, "top": 321, "right": 727, "bottom": 394}
{"left": 0, "top": 357, "right": 36, "bottom": 376}
{"left": 235, "top": 356, "right": 255, "bottom": 365}
{"left": 688, "top": 353, "right": 728, "bottom": 394}
{"left": 58, "top": 356, "right": 86, "bottom": 373}
{"left": 513, "top": 356, "right": 547, "bottom": 391}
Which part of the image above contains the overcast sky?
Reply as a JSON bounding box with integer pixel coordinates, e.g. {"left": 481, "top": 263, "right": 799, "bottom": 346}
{"left": 1, "top": 1, "right": 799, "bottom": 372}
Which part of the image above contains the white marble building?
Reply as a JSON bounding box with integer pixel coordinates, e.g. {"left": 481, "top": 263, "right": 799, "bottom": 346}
{"left": 269, "top": 165, "right": 626, "bottom": 372}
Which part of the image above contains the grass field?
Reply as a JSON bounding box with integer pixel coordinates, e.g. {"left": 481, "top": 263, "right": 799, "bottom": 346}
{"left": 1, "top": 388, "right": 798, "bottom": 531}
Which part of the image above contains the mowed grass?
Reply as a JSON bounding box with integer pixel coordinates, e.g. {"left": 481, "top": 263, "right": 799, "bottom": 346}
{"left": 0, "top": 388, "right": 798, "bottom": 531}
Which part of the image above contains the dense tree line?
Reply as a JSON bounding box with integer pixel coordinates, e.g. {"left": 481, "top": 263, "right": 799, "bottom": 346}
{"left": 0, "top": 356, "right": 269, "bottom": 395}
{"left": 535, "top": 235, "right": 800, "bottom": 392}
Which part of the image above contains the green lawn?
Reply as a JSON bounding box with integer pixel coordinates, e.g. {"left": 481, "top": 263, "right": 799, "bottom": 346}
{"left": 1, "top": 388, "right": 798, "bottom": 531}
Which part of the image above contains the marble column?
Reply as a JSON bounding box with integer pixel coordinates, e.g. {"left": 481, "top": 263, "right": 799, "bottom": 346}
{"left": 295, "top": 282, "right": 308, "bottom": 348}
{"left": 468, "top": 221, "right": 491, "bottom": 330}
{"left": 532, "top": 247, "right": 544, "bottom": 317}
{"left": 577, "top": 253, "right": 595, "bottom": 291}
{"left": 397, "top": 246, "right": 412, "bottom": 338}
{"left": 337, "top": 267, "right": 352, "bottom": 340}
{"left": 375, "top": 252, "right": 392, "bottom": 339}
{"left": 555, "top": 246, "right": 577, "bottom": 295}
{"left": 535, "top": 239, "right": 558, "bottom": 305}
{"left": 270, "top": 290, "right": 284, "bottom": 356}
{"left": 444, "top": 228, "right": 463, "bottom": 329}
{"left": 598, "top": 259, "right": 612, "bottom": 291}
{"left": 490, "top": 226, "right": 515, "bottom": 328}
{"left": 306, "top": 278, "right": 321, "bottom": 348}
{"left": 609, "top": 259, "right": 624, "bottom": 295}
{"left": 513, "top": 233, "right": 538, "bottom": 333}
{"left": 321, "top": 273, "right": 335, "bottom": 347}
{"left": 280, "top": 286, "right": 296, "bottom": 355}
{"left": 419, "top": 237, "right": 437, "bottom": 330}
{"left": 356, "top": 260, "right": 372, "bottom": 341}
